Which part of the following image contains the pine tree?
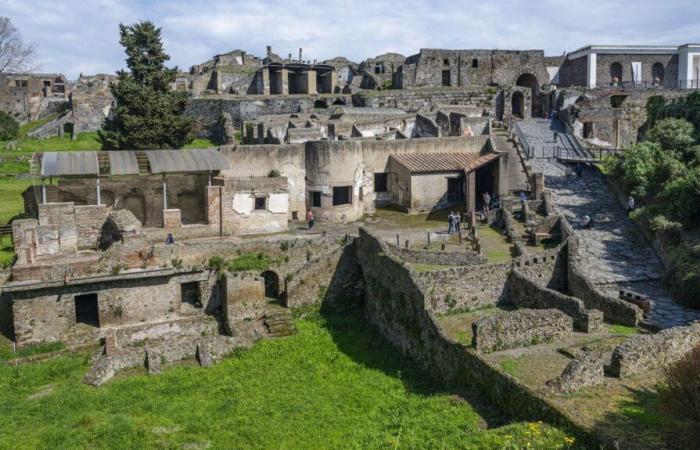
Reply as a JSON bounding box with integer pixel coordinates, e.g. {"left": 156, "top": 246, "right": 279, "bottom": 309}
{"left": 99, "top": 21, "right": 194, "bottom": 149}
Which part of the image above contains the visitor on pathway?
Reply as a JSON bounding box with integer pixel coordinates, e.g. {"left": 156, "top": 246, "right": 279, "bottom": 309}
{"left": 519, "top": 192, "right": 527, "bottom": 212}
{"left": 306, "top": 209, "right": 315, "bottom": 229}
{"left": 165, "top": 233, "right": 175, "bottom": 245}
{"left": 575, "top": 163, "right": 583, "bottom": 179}
{"left": 627, "top": 196, "right": 635, "bottom": 217}
{"left": 553, "top": 130, "right": 559, "bottom": 144}
{"left": 483, "top": 192, "right": 491, "bottom": 216}
{"left": 448, "top": 211, "right": 455, "bottom": 234}
{"left": 492, "top": 194, "right": 500, "bottom": 210}
{"left": 581, "top": 214, "right": 593, "bottom": 229}
{"left": 454, "top": 211, "right": 461, "bottom": 232}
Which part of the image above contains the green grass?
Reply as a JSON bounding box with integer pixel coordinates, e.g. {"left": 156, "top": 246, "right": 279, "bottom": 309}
{"left": 478, "top": 225, "right": 515, "bottom": 263}
{"left": 184, "top": 137, "right": 220, "bottom": 148}
{"left": 1, "top": 132, "right": 102, "bottom": 154}
{"left": 227, "top": 252, "right": 274, "bottom": 272}
{"left": 0, "top": 177, "right": 31, "bottom": 225}
{"left": 609, "top": 324, "right": 639, "bottom": 337}
{"left": 0, "top": 312, "right": 579, "bottom": 449}
{"left": 0, "top": 340, "right": 65, "bottom": 361}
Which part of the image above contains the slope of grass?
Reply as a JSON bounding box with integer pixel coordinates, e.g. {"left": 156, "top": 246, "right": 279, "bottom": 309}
{"left": 0, "top": 312, "right": 579, "bottom": 449}
{"left": 0, "top": 177, "right": 31, "bottom": 225}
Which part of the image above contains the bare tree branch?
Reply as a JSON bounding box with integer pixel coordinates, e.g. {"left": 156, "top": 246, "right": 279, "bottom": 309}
{"left": 0, "top": 17, "right": 36, "bottom": 74}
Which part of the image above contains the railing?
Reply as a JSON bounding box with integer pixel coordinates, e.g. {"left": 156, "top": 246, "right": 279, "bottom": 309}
{"left": 512, "top": 120, "right": 531, "bottom": 159}
{"left": 677, "top": 79, "right": 700, "bottom": 89}
{"left": 556, "top": 146, "right": 623, "bottom": 163}
{"left": 561, "top": 121, "right": 591, "bottom": 158}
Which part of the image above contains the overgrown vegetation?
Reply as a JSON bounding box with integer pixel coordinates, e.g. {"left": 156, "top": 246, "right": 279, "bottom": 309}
{"left": 0, "top": 111, "right": 19, "bottom": 140}
{"left": 659, "top": 344, "right": 700, "bottom": 448}
{"left": 0, "top": 312, "right": 579, "bottom": 448}
{"left": 228, "top": 252, "right": 273, "bottom": 272}
{"left": 0, "top": 340, "right": 65, "bottom": 361}
{"left": 604, "top": 97, "right": 700, "bottom": 306}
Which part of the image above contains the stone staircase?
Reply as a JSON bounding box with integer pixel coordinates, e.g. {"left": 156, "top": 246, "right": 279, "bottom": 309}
{"left": 516, "top": 118, "right": 586, "bottom": 162}
{"left": 491, "top": 128, "right": 529, "bottom": 193}
{"left": 263, "top": 305, "right": 297, "bottom": 337}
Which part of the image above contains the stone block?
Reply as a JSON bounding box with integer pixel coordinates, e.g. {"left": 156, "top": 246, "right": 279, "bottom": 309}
{"left": 582, "top": 309, "right": 604, "bottom": 333}
{"left": 84, "top": 355, "right": 115, "bottom": 386}
{"left": 146, "top": 348, "right": 162, "bottom": 374}
{"left": 545, "top": 352, "right": 604, "bottom": 393}
{"left": 37, "top": 225, "right": 60, "bottom": 256}
{"left": 163, "top": 209, "right": 181, "bottom": 228}
{"left": 196, "top": 341, "right": 212, "bottom": 367}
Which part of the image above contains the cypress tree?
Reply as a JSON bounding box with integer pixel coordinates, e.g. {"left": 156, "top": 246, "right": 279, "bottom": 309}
{"left": 99, "top": 21, "right": 194, "bottom": 149}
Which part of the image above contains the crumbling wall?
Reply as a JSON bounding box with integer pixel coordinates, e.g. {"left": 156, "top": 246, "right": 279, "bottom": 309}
{"left": 416, "top": 263, "right": 510, "bottom": 314}
{"left": 610, "top": 322, "right": 700, "bottom": 378}
{"left": 472, "top": 309, "right": 573, "bottom": 353}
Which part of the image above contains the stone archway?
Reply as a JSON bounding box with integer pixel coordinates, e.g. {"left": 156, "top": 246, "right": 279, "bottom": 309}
{"left": 261, "top": 270, "right": 280, "bottom": 299}
{"left": 511, "top": 91, "right": 525, "bottom": 119}
{"left": 652, "top": 63, "right": 665, "bottom": 86}
{"left": 610, "top": 62, "right": 623, "bottom": 85}
{"left": 515, "top": 73, "right": 540, "bottom": 117}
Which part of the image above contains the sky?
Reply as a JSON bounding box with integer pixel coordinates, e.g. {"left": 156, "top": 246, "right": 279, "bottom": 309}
{"left": 5, "top": 0, "right": 700, "bottom": 79}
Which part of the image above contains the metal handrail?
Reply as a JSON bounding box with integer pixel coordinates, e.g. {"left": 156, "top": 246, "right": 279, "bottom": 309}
{"left": 512, "top": 120, "right": 531, "bottom": 159}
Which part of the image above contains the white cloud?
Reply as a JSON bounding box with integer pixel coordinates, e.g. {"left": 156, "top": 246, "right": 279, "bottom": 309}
{"left": 5, "top": 0, "right": 700, "bottom": 79}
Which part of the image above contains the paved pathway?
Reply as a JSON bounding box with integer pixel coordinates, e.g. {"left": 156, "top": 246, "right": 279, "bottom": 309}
{"left": 519, "top": 119, "right": 700, "bottom": 329}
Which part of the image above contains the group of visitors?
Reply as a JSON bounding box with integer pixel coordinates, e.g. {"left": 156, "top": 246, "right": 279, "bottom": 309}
{"left": 482, "top": 192, "right": 500, "bottom": 216}
{"left": 447, "top": 211, "right": 462, "bottom": 234}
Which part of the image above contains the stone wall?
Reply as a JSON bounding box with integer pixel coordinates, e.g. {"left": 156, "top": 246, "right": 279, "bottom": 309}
{"left": 354, "top": 228, "right": 597, "bottom": 445}
{"left": 561, "top": 219, "right": 643, "bottom": 326}
{"left": 610, "top": 322, "right": 700, "bottom": 378}
{"left": 7, "top": 268, "right": 218, "bottom": 348}
{"left": 472, "top": 308, "right": 573, "bottom": 353}
{"left": 416, "top": 263, "right": 511, "bottom": 314}
{"left": 353, "top": 88, "right": 495, "bottom": 114}
{"left": 384, "top": 244, "right": 484, "bottom": 266}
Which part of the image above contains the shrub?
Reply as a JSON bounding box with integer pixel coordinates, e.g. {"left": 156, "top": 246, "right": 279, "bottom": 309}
{"left": 228, "top": 252, "right": 271, "bottom": 272}
{"left": 647, "top": 118, "right": 696, "bottom": 160}
{"left": 666, "top": 245, "right": 700, "bottom": 308}
{"left": 649, "top": 215, "right": 683, "bottom": 246}
{"left": 617, "top": 142, "right": 683, "bottom": 198}
{"left": 208, "top": 256, "right": 226, "bottom": 272}
{"left": 659, "top": 344, "right": 700, "bottom": 448}
{"left": 659, "top": 167, "right": 700, "bottom": 227}
{"left": 0, "top": 111, "right": 19, "bottom": 141}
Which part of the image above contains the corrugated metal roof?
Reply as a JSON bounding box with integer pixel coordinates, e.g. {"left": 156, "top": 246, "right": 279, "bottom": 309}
{"left": 41, "top": 151, "right": 98, "bottom": 177}
{"left": 390, "top": 152, "right": 499, "bottom": 173}
{"left": 146, "top": 149, "right": 230, "bottom": 173}
{"left": 108, "top": 151, "right": 139, "bottom": 175}
{"left": 37, "top": 149, "right": 230, "bottom": 177}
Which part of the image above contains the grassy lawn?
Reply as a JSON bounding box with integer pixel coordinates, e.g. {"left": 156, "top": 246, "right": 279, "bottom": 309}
{"left": 0, "top": 312, "right": 579, "bottom": 449}
{"left": 0, "top": 177, "right": 32, "bottom": 267}
{"left": 477, "top": 224, "right": 515, "bottom": 263}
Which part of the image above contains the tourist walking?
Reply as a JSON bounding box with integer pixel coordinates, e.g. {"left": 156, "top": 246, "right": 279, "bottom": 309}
{"left": 627, "top": 196, "right": 635, "bottom": 217}
{"left": 165, "top": 233, "right": 175, "bottom": 245}
{"left": 448, "top": 211, "right": 455, "bottom": 234}
{"left": 454, "top": 211, "right": 461, "bottom": 233}
{"left": 306, "top": 209, "right": 315, "bottom": 230}
{"left": 482, "top": 192, "right": 491, "bottom": 216}
{"left": 574, "top": 163, "right": 583, "bottom": 179}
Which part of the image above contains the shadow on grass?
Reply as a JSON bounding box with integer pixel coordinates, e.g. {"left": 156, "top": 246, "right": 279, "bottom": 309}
{"left": 317, "top": 304, "right": 506, "bottom": 428}
{"left": 590, "top": 385, "right": 677, "bottom": 449}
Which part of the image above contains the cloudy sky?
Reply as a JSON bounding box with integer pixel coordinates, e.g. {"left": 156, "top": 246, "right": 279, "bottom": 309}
{"left": 5, "top": 0, "right": 700, "bottom": 79}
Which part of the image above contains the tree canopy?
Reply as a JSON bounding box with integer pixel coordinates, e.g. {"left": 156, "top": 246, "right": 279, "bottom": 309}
{"left": 99, "top": 21, "right": 194, "bottom": 150}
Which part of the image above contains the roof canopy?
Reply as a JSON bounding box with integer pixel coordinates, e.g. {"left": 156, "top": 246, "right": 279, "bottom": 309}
{"left": 36, "top": 149, "right": 230, "bottom": 177}
{"left": 390, "top": 152, "right": 499, "bottom": 173}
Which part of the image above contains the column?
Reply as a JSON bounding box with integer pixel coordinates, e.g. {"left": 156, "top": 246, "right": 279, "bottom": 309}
{"left": 96, "top": 178, "right": 101, "bottom": 205}
{"left": 262, "top": 68, "right": 270, "bottom": 96}
{"left": 281, "top": 68, "right": 289, "bottom": 95}
{"left": 586, "top": 53, "right": 597, "bottom": 89}
{"left": 306, "top": 69, "right": 317, "bottom": 95}
{"left": 329, "top": 69, "right": 337, "bottom": 94}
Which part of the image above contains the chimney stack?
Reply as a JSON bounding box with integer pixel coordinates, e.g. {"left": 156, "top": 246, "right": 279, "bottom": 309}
{"left": 299, "top": 48, "right": 303, "bottom": 63}
{"left": 266, "top": 46, "right": 272, "bottom": 58}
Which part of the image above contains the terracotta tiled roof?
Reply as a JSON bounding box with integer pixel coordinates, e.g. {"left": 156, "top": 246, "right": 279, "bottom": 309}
{"left": 389, "top": 152, "right": 499, "bottom": 173}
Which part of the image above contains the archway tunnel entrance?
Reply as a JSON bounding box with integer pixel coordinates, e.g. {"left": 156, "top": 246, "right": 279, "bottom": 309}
{"left": 511, "top": 91, "right": 524, "bottom": 119}
{"left": 515, "top": 73, "right": 540, "bottom": 117}
{"left": 261, "top": 270, "right": 280, "bottom": 299}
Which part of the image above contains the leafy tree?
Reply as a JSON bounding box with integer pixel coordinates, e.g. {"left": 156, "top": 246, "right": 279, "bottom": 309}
{"left": 660, "top": 167, "right": 700, "bottom": 227}
{"left": 0, "top": 110, "right": 18, "bottom": 140}
{"left": 616, "top": 142, "right": 684, "bottom": 198}
{"left": 99, "top": 21, "right": 194, "bottom": 150}
{"left": 646, "top": 118, "right": 696, "bottom": 160}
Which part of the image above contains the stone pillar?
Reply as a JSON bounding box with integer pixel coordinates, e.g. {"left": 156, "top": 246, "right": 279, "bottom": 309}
{"left": 330, "top": 69, "right": 337, "bottom": 94}
{"left": 586, "top": 53, "right": 597, "bottom": 89}
{"left": 262, "top": 68, "right": 270, "bottom": 96}
{"left": 306, "top": 69, "right": 317, "bottom": 95}
{"left": 96, "top": 178, "right": 101, "bottom": 205}
{"left": 466, "top": 171, "right": 476, "bottom": 213}
{"left": 163, "top": 209, "right": 181, "bottom": 228}
{"left": 206, "top": 185, "right": 222, "bottom": 231}
{"left": 532, "top": 173, "right": 545, "bottom": 199}
{"left": 281, "top": 68, "right": 289, "bottom": 95}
